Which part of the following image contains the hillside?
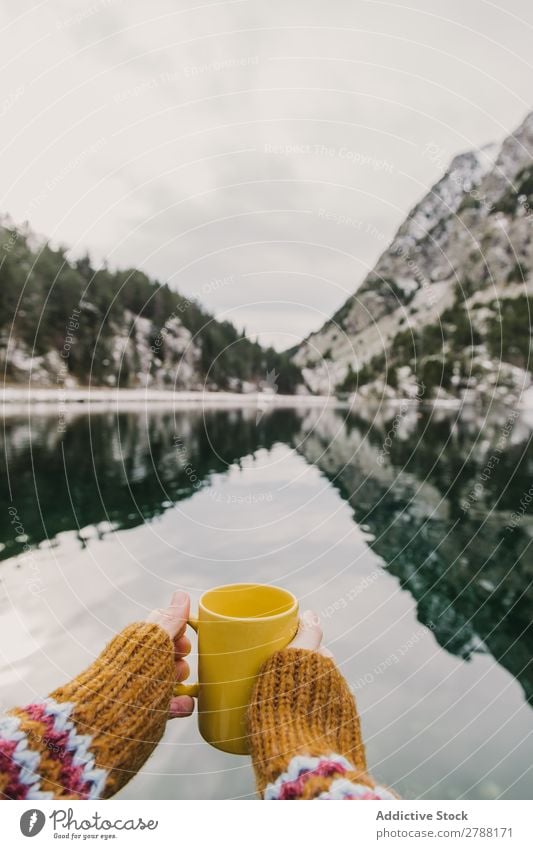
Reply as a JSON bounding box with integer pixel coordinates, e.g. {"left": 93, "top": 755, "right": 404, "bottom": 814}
{"left": 293, "top": 112, "right": 533, "bottom": 404}
{"left": 0, "top": 221, "right": 302, "bottom": 393}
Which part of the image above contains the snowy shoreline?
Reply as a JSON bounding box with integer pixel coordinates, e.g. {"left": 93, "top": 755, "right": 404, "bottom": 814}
{"left": 2, "top": 385, "right": 533, "bottom": 417}
{"left": 0, "top": 386, "right": 337, "bottom": 409}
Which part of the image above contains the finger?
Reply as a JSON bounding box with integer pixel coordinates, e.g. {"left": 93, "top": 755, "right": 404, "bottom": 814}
{"left": 288, "top": 610, "right": 323, "bottom": 652}
{"left": 174, "top": 634, "right": 191, "bottom": 659}
{"left": 169, "top": 695, "right": 194, "bottom": 719}
{"left": 175, "top": 659, "right": 190, "bottom": 682}
{"left": 147, "top": 590, "right": 190, "bottom": 641}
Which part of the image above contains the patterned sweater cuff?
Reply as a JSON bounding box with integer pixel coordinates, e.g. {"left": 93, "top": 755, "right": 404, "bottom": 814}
{"left": 0, "top": 698, "right": 107, "bottom": 799}
{"left": 247, "top": 648, "right": 370, "bottom": 796}
{"left": 264, "top": 754, "right": 397, "bottom": 801}
{"left": 1, "top": 622, "right": 175, "bottom": 799}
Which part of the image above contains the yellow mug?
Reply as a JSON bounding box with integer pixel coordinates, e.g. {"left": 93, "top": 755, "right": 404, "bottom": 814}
{"left": 175, "top": 582, "right": 298, "bottom": 755}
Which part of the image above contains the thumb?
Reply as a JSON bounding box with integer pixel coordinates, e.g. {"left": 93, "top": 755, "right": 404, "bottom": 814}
{"left": 288, "top": 610, "right": 323, "bottom": 652}
{"left": 147, "top": 590, "right": 190, "bottom": 641}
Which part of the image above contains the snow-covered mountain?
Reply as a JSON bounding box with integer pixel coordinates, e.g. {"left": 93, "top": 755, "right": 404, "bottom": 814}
{"left": 293, "top": 112, "right": 533, "bottom": 404}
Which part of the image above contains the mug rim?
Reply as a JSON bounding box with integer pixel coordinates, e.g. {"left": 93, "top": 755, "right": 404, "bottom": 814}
{"left": 199, "top": 582, "right": 298, "bottom": 622}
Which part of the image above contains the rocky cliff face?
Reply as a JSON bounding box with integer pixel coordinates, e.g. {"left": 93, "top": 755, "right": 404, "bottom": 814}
{"left": 293, "top": 112, "right": 533, "bottom": 404}
{"left": 3, "top": 307, "right": 203, "bottom": 390}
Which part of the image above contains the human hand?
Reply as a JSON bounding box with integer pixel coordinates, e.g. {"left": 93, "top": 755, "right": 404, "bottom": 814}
{"left": 288, "top": 610, "right": 334, "bottom": 658}
{"left": 146, "top": 590, "right": 195, "bottom": 719}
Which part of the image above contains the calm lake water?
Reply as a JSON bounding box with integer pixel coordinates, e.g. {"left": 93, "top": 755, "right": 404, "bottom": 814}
{"left": 1, "top": 402, "right": 532, "bottom": 799}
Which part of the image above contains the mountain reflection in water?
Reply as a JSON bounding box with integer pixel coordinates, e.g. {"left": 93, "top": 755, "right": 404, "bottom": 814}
{"left": 1, "top": 402, "right": 532, "bottom": 798}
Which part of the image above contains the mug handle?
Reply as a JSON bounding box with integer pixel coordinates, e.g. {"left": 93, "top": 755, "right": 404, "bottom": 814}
{"left": 174, "top": 615, "right": 200, "bottom": 698}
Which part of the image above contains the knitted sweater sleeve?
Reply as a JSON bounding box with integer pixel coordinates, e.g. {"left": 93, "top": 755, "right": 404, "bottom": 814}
{"left": 0, "top": 623, "right": 175, "bottom": 800}
{"left": 246, "top": 648, "right": 396, "bottom": 800}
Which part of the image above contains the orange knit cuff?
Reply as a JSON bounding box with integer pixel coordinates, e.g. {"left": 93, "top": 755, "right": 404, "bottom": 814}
{"left": 7, "top": 623, "right": 176, "bottom": 799}
{"left": 247, "top": 648, "right": 371, "bottom": 797}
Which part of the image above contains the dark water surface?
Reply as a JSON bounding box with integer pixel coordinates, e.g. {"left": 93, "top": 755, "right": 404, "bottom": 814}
{"left": 1, "top": 402, "right": 532, "bottom": 799}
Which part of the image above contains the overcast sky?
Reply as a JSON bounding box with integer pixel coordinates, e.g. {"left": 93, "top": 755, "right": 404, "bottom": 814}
{"left": 1, "top": 0, "right": 532, "bottom": 349}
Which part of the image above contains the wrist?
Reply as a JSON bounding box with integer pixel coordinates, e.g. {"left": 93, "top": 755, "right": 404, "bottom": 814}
{"left": 16, "top": 623, "right": 175, "bottom": 798}
{"left": 247, "top": 648, "right": 369, "bottom": 795}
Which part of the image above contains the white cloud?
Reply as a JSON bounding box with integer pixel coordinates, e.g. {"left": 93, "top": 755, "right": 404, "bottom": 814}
{"left": 1, "top": 0, "right": 532, "bottom": 348}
